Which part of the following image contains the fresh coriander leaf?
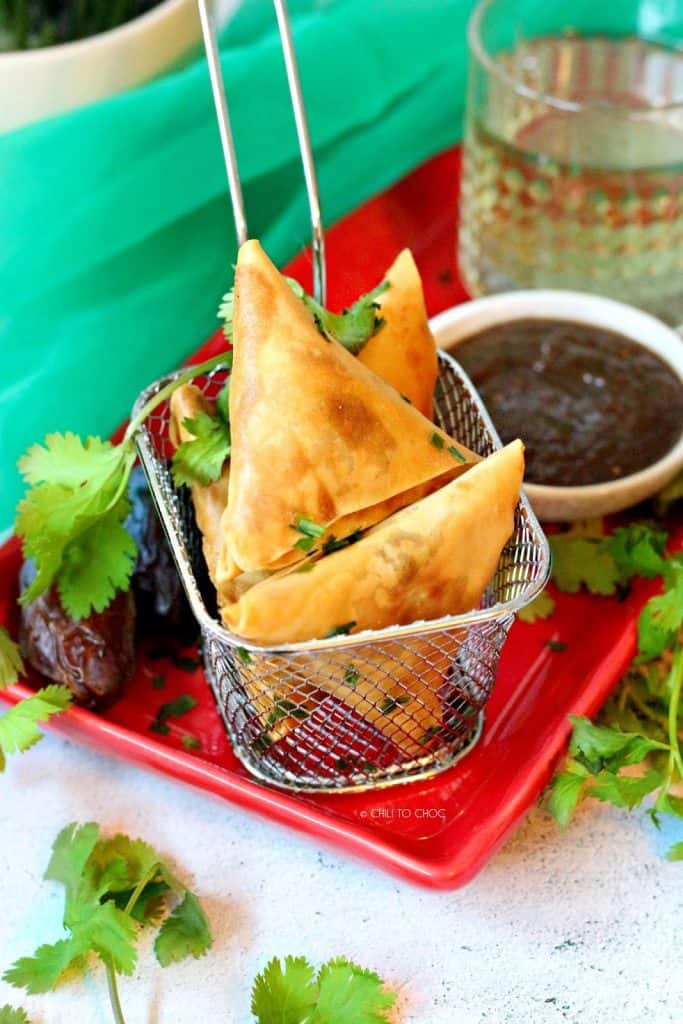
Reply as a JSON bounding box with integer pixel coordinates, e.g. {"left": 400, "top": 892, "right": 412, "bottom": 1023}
{"left": 666, "top": 841, "right": 683, "bottom": 861}
{"left": 295, "top": 535, "right": 316, "bottom": 553}
{"left": 16, "top": 434, "right": 137, "bottom": 616}
{"left": 324, "top": 622, "right": 356, "bottom": 638}
{"left": 154, "top": 891, "right": 212, "bottom": 967}
{"left": 150, "top": 695, "right": 197, "bottom": 735}
{"left": 569, "top": 716, "right": 667, "bottom": 773}
{"left": 637, "top": 559, "right": 683, "bottom": 660}
{"left": 0, "top": 628, "right": 24, "bottom": 690}
{"left": 419, "top": 725, "right": 441, "bottom": 745}
{"left": 314, "top": 957, "right": 396, "bottom": 1024}
{"left": 548, "top": 770, "right": 587, "bottom": 828}
{"left": 72, "top": 901, "right": 138, "bottom": 976}
{"left": 429, "top": 431, "right": 444, "bottom": 450}
{"left": 447, "top": 444, "right": 467, "bottom": 463}
{"left": 171, "top": 412, "right": 231, "bottom": 488}
{"left": 3, "top": 939, "right": 83, "bottom": 995}
{"left": 57, "top": 495, "right": 136, "bottom": 620}
{"left": 0, "top": 1007, "right": 32, "bottom": 1024}
{"left": 546, "top": 640, "right": 567, "bottom": 653}
{"left": 292, "top": 516, "right": 326, "bottom": 539}
{"left": 344, "top": 665, "right": 359, "bottom": 688}
{"left": 236, "top": 646, "right": 252, "bottom": 665}
{"left": 610, "top": 524, "right": 667, "bottom": 580}
{"left": 659, "top": 793, "right": 683, "bottom": 819}
{"left": 287, "top": 278, "right": 389, "bottom": 354}
{"left": 379, "top": 696, "right": 411, "bottom": 714}
{"left": 182, "top": 734, "right": 201, "bottom": 751}
{"left": 0, "top": 685, "right": 72, "bottom": 768}
{"left": 587, "top": 769, "right": 663, "bottom": 810}
{"left": 251, "top": 955, "right": 318, "bottom": 1024}
{"left": 517, "top": 590, "right": 556, "bottom": 624}
{"left": 45, "top": 822, "right": 100, "bottom": 906}
{"left": 18, "top": 432, "right": 123, "bottom": 490}
{"left": 549, "top": 534, "right": 621, "bottom": 596}
{"left": 151, "top": 674, "right": 166, "bottom": 690}
{"left": 322, "top": 531, "right": 363, "bottom": 556}
{"left": 295, "top": 561, "right": 316, "bottom": 573}
{"left": 86, "top": 834, "right": 161, "bottom": 900}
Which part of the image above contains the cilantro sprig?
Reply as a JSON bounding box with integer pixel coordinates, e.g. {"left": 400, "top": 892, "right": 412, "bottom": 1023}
{"left": 219, "top": 278, "right": 389, "bottom": 355}
{"left": 0, "top": 628, "right": 73, "bottom": 772}
{"left": 14, "top": 353, "right": 229, "bottom": 621}
{"left": 3, "top": 822, "right": 212, "bottom": 1024}
{"left": 535, "top": 521, "right": 683, "bottom": 854}
{"left": 251, "top": 955, "right": 396, "bottom": 1024}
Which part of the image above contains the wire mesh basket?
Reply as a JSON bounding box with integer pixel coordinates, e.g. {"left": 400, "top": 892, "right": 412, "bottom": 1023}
{"left": 132, "top": 349, "right": 550, "bottom": 793}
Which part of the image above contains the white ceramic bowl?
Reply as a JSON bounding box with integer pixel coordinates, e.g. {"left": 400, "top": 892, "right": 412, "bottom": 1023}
{"left": 0, "top": 0, "right": 238, "bottom": 134}
{"left": 430, "top": 291, "right": 683, "bottom": 522}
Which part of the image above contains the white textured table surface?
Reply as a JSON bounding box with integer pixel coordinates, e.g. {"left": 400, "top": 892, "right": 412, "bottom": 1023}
{"left": 1, "top": 731, "right": 681, "bottom": 1024}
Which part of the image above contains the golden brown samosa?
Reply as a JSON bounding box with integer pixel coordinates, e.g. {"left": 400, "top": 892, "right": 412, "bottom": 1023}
{"left": 222, "top": 440, "right": 524, "bottom": 645}
{"left": 220, "top": 240, "right": 478, "bottom": 580}
{"left": 358, "top": 249, "right": 438, "bottom": 418}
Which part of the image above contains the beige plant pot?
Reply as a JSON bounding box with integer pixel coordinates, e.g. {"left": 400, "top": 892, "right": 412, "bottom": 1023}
{"left": 0, "top": 0, "right": 237, "bottom": 134}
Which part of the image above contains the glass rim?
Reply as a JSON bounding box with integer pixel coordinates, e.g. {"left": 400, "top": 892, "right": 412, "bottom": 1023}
{"left": 468, "top": 0, "right": 683, "bottom": 115}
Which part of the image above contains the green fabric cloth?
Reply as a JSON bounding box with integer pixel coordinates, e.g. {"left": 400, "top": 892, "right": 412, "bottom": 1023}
{"left": 0, "top": 0, "right": 475, "bottom": 527}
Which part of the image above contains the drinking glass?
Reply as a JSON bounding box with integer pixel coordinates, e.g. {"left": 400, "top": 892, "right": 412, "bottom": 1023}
{"left": 458, "top": 0, "right": 683, "bottom": 323}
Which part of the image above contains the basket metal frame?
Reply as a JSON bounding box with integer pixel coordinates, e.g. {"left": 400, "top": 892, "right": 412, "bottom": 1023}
{"left": 133, "top": 347, "right": 551, "bottom": 793}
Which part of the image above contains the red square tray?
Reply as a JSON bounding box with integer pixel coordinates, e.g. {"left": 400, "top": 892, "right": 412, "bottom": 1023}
{"left": 0, "top": 149, "right": 663, "bottom": 888}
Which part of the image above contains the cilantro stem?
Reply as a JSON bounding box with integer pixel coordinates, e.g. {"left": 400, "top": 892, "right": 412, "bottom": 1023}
{"left": 124, "top": 862, "right": 159, "bottom": 917}
{"left": 667, "top": 646, "right": 683, "bottom": 779}
{"left": 105, "top": 960, "right": 127, "bottom": 1024}
{"left": 124, "top": 354, "right": 230, "bottom": 441}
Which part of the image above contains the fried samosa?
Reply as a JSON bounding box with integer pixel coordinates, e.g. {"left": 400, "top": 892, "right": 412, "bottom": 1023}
{"left": 222, "top": 440, "right": 524, "bottom": 645}
{"left": 358, "top": 249, "right": 438, "bottom": 418}
{"left": 219, "top": 240, "right": 478, "bottom": 580}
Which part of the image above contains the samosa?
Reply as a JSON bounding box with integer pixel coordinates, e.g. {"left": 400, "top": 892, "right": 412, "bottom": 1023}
{"left": 219, "top": 240, "right": 478, "bottom": 582}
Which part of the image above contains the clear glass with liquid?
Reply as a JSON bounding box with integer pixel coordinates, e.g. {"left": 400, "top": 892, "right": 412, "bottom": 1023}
{"left": 459, "top": 2, "right": 683, "bottom": 323}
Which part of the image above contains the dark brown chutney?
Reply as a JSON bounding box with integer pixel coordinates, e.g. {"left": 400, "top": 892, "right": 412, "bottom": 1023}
{"left": 456, "top": 318, "right": 683, "bottom": 487}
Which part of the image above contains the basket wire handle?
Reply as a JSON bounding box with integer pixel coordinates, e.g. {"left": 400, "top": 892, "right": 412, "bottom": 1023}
{"left": 197, "top": 0, "right": 327, "bottom": 304}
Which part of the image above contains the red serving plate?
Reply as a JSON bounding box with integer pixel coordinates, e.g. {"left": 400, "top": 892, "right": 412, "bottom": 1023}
{"left": 0, "top": 149, "right": 670, "bottom": 888}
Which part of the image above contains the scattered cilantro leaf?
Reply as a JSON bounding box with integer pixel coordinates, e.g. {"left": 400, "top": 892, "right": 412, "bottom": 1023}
{"left": 182, "top": 734, "right": 201, "bottom": 751}
{"left": 379, "top": 696, "right": 411, "bottom": 715}
{"left": 154, "top": 892, "right": 212, "bottom": 967}
{"left": 548, "top": 770, "right": 587, "bottom": 829}
{"left": 286, "top": 277, "right": 389, "bottom": 354}
{"left": 171, "top": 412, "right": 231, "bottom": 488}
{"left": 517, "top": 589, "right": 556, "bottom": 624}
{"left": 666, "top": 842, "right": 683, "bottom": 861}
{"left": 324, "top": 622, "right": 357, "bottom": 639}
{"left": 344, "top": 665, "right": 359, "bottom": 688}
{"left": 150, "top": 695, "right": 197, "bottom": 736}
{"left": 251, "top": 955, "right": 318, "bottom": 1024}
{"left": 251, "top": 956, "right": 395, "bottom": 1024}
{"left": 0, "top": 628, "right": 24, "bottom": 690}
{"left": 4, "top": 822, "right": 212, "bottom": 1022}
{"left": 322, "top": 531, "right": 363, "bottom": 556}
{"left": 219, "top": 278, "right": 388, "bottom": 355}
{"left": 0, "top": 1007, "right": 31, "bottom": 1024}
{"left": 429, "top": 431, "right": 444, "bottom": 450}
{"left": 546, "top": 640, "right": 567, "bottom": 653}
{"left": 292, "top": 516, "right": 326, "bottom": 539}
{"left": 236, "top": 647, "right": 252, "bottom": 666}
{"left": 549, "top": 534, "right": 620, "bottom": 596}
{"left": 14, "top": 352, "right": 227, "bottom": 619}
{"left": 151, "top": 674, "right": 166, "bottom": 690}
{"left": 447, "top": 444, "right": 467, "bottom": 463}
{"left": 588, "top": 769, "right": 663, "bottom": 810}
{"left": 0, "top": 685, "right": 72, "bottom": 771}
{"left": 314, "top": 957, "right": 396, "bottom": 1024}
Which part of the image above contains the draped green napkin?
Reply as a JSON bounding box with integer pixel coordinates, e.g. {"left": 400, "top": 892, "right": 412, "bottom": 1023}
{"left": 0, "top": 0, "right": 475, "bottom": 527}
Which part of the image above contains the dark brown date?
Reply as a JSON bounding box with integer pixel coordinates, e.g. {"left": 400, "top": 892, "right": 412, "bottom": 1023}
{"left": 19, "top": 561, "right": 136, "bottom": 710}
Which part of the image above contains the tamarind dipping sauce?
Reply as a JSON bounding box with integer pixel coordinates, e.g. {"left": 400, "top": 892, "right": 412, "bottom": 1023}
{"left": 456, "top": 318, "right": 683, "bottom": 488}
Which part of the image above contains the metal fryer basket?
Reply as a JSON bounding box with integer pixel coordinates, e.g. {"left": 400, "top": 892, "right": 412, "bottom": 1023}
{"left": 132, "top": 349, "right": 550, "bottom": 793}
